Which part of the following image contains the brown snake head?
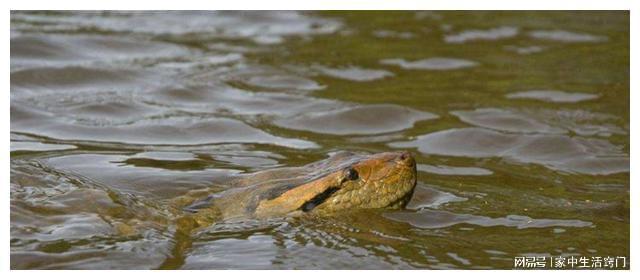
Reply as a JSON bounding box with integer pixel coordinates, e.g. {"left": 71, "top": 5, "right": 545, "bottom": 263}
{"left": 253, "top": 151, "right": 417, "bottom": 217}
{"left": 184, "top": 151, "right": 418, "bottom": 221}
{"left": 304, "top": 151, "right": 417, "bottom": 214}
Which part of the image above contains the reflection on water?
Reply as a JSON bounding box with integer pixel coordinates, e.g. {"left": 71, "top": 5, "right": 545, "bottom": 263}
{"left": 528, "top": 29, "right": 608, "bottom": 43}
{"left": 311, "top": 65, "right": 394, "bottom": 82}
{"left": 506, "top": 90, "right": 599, "bottom": 103}
{"left": 443, "top": 26, "right": 518, "bottom": 44}
{"left": 380, "top": 57, "right": 478, "bottom": 70}
{"left": 417, "top": 164, "right": 493, "bottom": 176}
{"left": 10, "top": 11, "right": 629, "bottom": 269}
{"left": 273, "top": 104, "right": 438, "bottom": 135}
{"left": 391, "top": 127, "right": 628, "bottom": 175}
{"left": 385, "top": 209, "right": 593, "bottom": 229}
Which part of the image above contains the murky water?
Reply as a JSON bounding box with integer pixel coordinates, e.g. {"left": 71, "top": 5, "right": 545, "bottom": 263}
{"left": 10, "top": 11, "right": 629, "bottom": 269}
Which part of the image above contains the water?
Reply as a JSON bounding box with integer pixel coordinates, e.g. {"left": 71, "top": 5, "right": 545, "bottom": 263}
{"left": 10, "top": 11, "right": 629, "bottom": 269}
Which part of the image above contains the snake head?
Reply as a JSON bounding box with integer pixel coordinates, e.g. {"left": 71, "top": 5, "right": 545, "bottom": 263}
{"left": 255, "top": 151, "right": 417, "bottom": 217}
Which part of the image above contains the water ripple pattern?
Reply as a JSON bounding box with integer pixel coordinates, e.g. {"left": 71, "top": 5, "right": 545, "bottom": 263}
{"left": 10, "top": 11, "right": 629, "bottom": 269}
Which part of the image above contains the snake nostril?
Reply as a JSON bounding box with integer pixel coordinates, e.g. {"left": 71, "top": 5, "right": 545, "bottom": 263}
{"left": 397, "top": 152, "right": 415, "bottom": 166}
{"left": 399, "top": 152, "right": 409, "bottom": 161}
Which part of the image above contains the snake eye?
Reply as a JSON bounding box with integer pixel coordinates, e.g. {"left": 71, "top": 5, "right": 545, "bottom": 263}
{"left": 346, "top": 168, "right": 359, "bottom": 181}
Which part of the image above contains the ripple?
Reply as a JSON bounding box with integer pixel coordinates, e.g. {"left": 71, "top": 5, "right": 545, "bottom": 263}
{"left": 184, "top": 235, "right": 278, "bottom": 269}
{"left": 243, "top": 74, "right": 325, "bottom": 91}
{"left": 372, "top": 30, "right": 415, "bottom": 39}
{"left": 406, "top": 184, "right": 468, "bottom": 210}
{"left": 541, "top": 109, "right": 625, "bottom": 137}
{"left": 10, "top": 66, "right": 157, "bottom": 95}
{"left": 11, "top": 141, "right": 76, "bottom": 152}
{"left": 447, "top": 252, "right": 471, "bottom": 266}
{"left": 124, "top": 152, "right": 210, "bottom": 171}
{"left": 11, "top": 160, "right": 80, "bottom": 203}
{"left": 385, "top": 209, "right": 593, "bottom": 229}
{"left": 155, "top": 53, "right": 243, "bottom": 70}
{"left": 12, "top": 91, "right": 170, "bottom": 127}
{"left": 528, "top": 30, "right": 607, "bottom": 42}
{"left": 506, "top": 90, "right": 599, "bottom": 103}
{"left": 211, "top": 154, "right": 280, "bottom": 169}
{"left": 452, "top": 108, "right": 567, "bottom": 134}
{"left": 130, "top": 151, "right": 197, "bottom": 161}
{"left": 503, "top": 45, "right": 546, "bottom": 55}
{"left": 66, "top": 100, "right": 165, "bottom": 124}
{"left": 11, "top": 236, "right": 171, "bottom": 269}
{"left": 392, "top": 127, "right": 521, "bottom": 158}
{"left": 218, "top": 64, "right": 326, "bottom": 92}
{"left": 12, "top": 11, "right": 342, "bottom": 45}
{"left": 390, "top": 127, "right": 629, "bottom": 175}
{"left": 453, "top": 107, "right": 625, "bottom": 138}
{"left": 125, "top": 150, "right": 281, "bottom": 171}
{"left": 273, "top": 104, "right": 438, "bottom": 135}
{"left": 154, "top": 84, "right": 339, "bottom": 116}
{"left": 444, "top": 26, "right": 518, "bottom": 44}
{"left": 556, "top": 157, "right": 630, "bottom": 176}
{"left": 380, "top": 57, "right": 477, "bottom": 70}
{"left": 36, "top": 213, "right": 115, "bottom": 240}
{"left": 11, "top": 186, "right": 121, "bottom": 240}
{"left": 11, "top": 102, "right": 317, "bottom": 149}
{"left": 417, "top": 164, "right": 493, "bottom": 176}
{"left": 10, "top": 34, "right": 191, "bottom": 70}
{"left": 46, "top": 153, "right": 237, "bottom": 197}
{"left": 10, "top": 161, "right": 159, "bottom": 252}
{"left": 312, "top": 65, "right": 394, "bottom": 82}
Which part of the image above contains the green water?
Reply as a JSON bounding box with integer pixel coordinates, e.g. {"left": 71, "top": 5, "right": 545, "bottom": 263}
{"left": 10, "top": 11, "right": 629, "bottom": 269}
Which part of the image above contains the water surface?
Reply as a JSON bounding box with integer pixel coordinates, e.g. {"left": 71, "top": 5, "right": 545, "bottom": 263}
{"left": 10, "top": 11, "right": 629, "bottom": 269}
